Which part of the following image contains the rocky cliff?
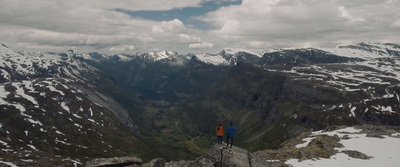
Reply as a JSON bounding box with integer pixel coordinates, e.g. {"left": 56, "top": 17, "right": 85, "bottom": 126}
{"left": 85, "top": 124, "right": 400, "bottom": 167}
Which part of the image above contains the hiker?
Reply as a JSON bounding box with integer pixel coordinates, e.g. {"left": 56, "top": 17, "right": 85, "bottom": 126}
{"left": 226, "top": 122, "right": 236, "bottom": 148}
{"left": 216, "top": 123, "right": 224, "bottom": 145}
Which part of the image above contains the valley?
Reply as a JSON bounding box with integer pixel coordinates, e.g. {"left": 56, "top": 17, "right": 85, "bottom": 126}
{"left": 0, "top": 42, "right": 400, "bottom": 166}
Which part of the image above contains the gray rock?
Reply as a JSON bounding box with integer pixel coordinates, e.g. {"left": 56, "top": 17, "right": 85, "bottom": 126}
{"left": 195, "top": 156, "right": 215, "bottom": 167}
{"left": 195, "top": 144, "right": 272, "bottom": 167}
{"left": 166, "top": 160, "right": 195, "bottom": 167}
{"left": 142, "top": 158, "right": 166, "bottom": 167}
{"left": 85, "top": 156, "right": 142, "bottom": 167}
{"left": 342, "top": 150, "right": 373, "bottom": 160}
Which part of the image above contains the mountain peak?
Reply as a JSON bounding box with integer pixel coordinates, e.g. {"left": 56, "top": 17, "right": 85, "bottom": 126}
{"left": 222, "top": 48, "right": 263, "bottom": 57}
{"left": 146, "top": 50, "right": 178, "bottom": 60}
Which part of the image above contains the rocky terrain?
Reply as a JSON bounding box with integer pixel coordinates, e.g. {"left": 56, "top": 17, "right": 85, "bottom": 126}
{"left": 84, "top": 124, "right": 400, "bottom": 167}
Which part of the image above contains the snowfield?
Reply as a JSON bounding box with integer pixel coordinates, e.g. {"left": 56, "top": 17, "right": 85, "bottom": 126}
{"left": 287, "top": 127, "right": 400, "bottom": 167}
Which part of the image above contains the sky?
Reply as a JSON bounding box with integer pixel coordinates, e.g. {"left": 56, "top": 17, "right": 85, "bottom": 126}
{"left": 0, "top": 0, "right": 399, "bottom": 54}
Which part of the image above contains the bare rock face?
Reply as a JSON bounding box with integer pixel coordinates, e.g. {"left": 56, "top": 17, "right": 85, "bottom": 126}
{"left": 85, "top": 156, "right": 142, "bottom": 167}
{"left": 195, "top": 144, "right": 281, "bottom": 167}
{"left": 142, "top": 158, "right": 166, "bottom": 167}
{"left": 84, "top": 144, "right": 283, "bottom": 167}
{"left": 253, "top": 133, "right": 343, "bottom": 163}
{"left": 341, "top": 150, "right": 372, "bottom": 160}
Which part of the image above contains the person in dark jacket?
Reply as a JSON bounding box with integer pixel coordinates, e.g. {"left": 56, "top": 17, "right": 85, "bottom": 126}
{"left": 226, "top": 122, "right": 236, "bottom": 148}
{"left": 216, "top": 123, "right": 224, "bottom": 145}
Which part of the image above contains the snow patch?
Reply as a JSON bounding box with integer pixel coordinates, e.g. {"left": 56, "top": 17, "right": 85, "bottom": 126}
{"left": 27, "top": 144, "right": 39, "bottom": 151}
{"left": 55, "top": 139, "right": 71, "bottom": 146}
{"left": 74, "top": 123, "right": 82, "bottom": 129}
{"left": 89, "top": 108, "right": 93, "bottom": 117}
{"left": 60, "top": 102, "right": 70, "bottom": 113}
{"left": 0, "top": 140, "right": 8, "bottom": 146}
{"left": 88, "top": 118, "right": 96, "bottom": 123}
{"left": 72, "top": 113, "right": 82, "bottom": 119}
{"left": 288, "top": 127, "right": 400, "bottom": 167}
{"left": 0, "top": 160, "right": 18, "bottom": 167}
{"left": 350, "top": 107, "right": 357, "bottom": 117}
{"left": 56, "top": 130, "right": 65, "bottom": 135}
{"left": 46, "top": 85, "right": 65, "bottom": 96}
{"left": 26, "top": 118, "right": 43, "bottom": 126}
{"left": 373, "top": 105, "right": 396, "bottom": 113}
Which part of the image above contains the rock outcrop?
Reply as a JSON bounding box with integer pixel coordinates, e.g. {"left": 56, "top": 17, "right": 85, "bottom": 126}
{"left": 86, "top": 125, "right": 400, "bottom": 167}
{"left": 85, "top": 144, "right": 285, "bottom": 167}
{"left": 196, "top": 144, "right": 273, "bottom": 167}
{"left": 85, "top": 156, "right": 142, "bottom": 167}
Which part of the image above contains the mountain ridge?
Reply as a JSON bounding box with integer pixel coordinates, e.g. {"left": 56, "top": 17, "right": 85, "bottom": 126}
{"left": 1, "top": 42, "right": 400, "bottom": 166}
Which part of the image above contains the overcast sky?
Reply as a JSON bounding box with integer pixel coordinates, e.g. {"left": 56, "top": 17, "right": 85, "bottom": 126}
{"left": 0, "top": 0, "right": 399, "bottom": 54}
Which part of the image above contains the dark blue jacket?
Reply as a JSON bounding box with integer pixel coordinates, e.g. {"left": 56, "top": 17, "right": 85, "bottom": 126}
{"left": 227, "top": 125, "right": 236, "bottom": 138}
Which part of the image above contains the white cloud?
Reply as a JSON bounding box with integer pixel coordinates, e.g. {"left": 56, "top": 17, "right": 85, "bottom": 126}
{"left": 338, "top": 6, "right": 365, "bottom": 22}
{"left": 0, "top": 0, "right": 398, "bottom": 54}
{"left": 189, "top": 42, "right": 215, "bottom": 50}
{"left": 198, "top": 0, "right": 400, "bottom": 49}
{"left": 178, "top": 34, "right": 202, "bottom": 43}
{"left": 110, "top": 45, "right": 136, "bottom": 52}
{"left": 0, "top": 0, "right": 209, "bottom": 53}
{"left": 152, "top": 19, "right": 187, "bottom": 34}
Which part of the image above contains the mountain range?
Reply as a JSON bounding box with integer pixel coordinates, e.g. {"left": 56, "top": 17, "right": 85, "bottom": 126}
{"left": 0, "top": 42, "right": 399, "bottom": 166}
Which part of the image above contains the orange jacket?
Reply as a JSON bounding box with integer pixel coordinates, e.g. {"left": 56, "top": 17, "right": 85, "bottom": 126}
{"left": 216, "top": 125, "right": 224, "bottom": 136}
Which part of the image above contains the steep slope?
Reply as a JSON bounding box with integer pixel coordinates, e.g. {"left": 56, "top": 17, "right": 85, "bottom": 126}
{"left": 0, "top": 44, "right": 149, "bottom": 166}
{"left": 161, "top": 56, "right": 231, "bottom": 101}
{"left": 78, "top": 50, "right": 187, "bottom": 101}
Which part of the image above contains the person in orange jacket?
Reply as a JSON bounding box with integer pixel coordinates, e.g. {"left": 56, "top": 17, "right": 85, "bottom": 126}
{"left": 216, "top": 123, "right": 224, "bottom": 145}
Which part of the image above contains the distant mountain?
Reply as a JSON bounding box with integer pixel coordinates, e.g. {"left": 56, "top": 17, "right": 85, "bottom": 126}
{"left": 194, "top": 48, "right": 262, "bottom": 66}
{"left": 193, "top": 42, "right": 400, "bottom": 66}
{"left": 337, "top": 42, "right": 400, "bottom": 57}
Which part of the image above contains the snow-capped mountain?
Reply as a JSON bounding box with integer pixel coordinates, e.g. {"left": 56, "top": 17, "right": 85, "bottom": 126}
{"left": 0, "top": 46, "right": 99, "bottom": 83}
{"left": 78, "top": 50, "right": 187, "bottom": 67}
{"left": 1, "top": 41, "right": 400, "bottom": 166}
{"left": 194, "top": 42, "right": 400, "bottom": 67}
{"left": 138, "top": 51, "right": 186, "bottom": 66}
{"left": 195, "top": 48, "right": 261, "bottom": 66}
{"left": 0, "top": 43, "right": 140, "bottom": 166}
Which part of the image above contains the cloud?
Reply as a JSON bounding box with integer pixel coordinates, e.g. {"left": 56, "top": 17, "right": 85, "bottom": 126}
{"left": 152, "top": 19, "right": 187, "bottom": 34}
{"left": 189, "top": 42, "right": 215, "bottom": 50}
{"left": 197, "top": 0, "right": 400, "bottom": 49}
{"left": 0, "top": 0, "right": 398, "bottom": 54}
{"left": 0, "top": 0, "right": 209, "bottom": 53}
{"left": 338, "top": 6, "right": 365, "bottom": 22}
{"left": 110, "top": 45, "right": 136, "bottom": 52}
